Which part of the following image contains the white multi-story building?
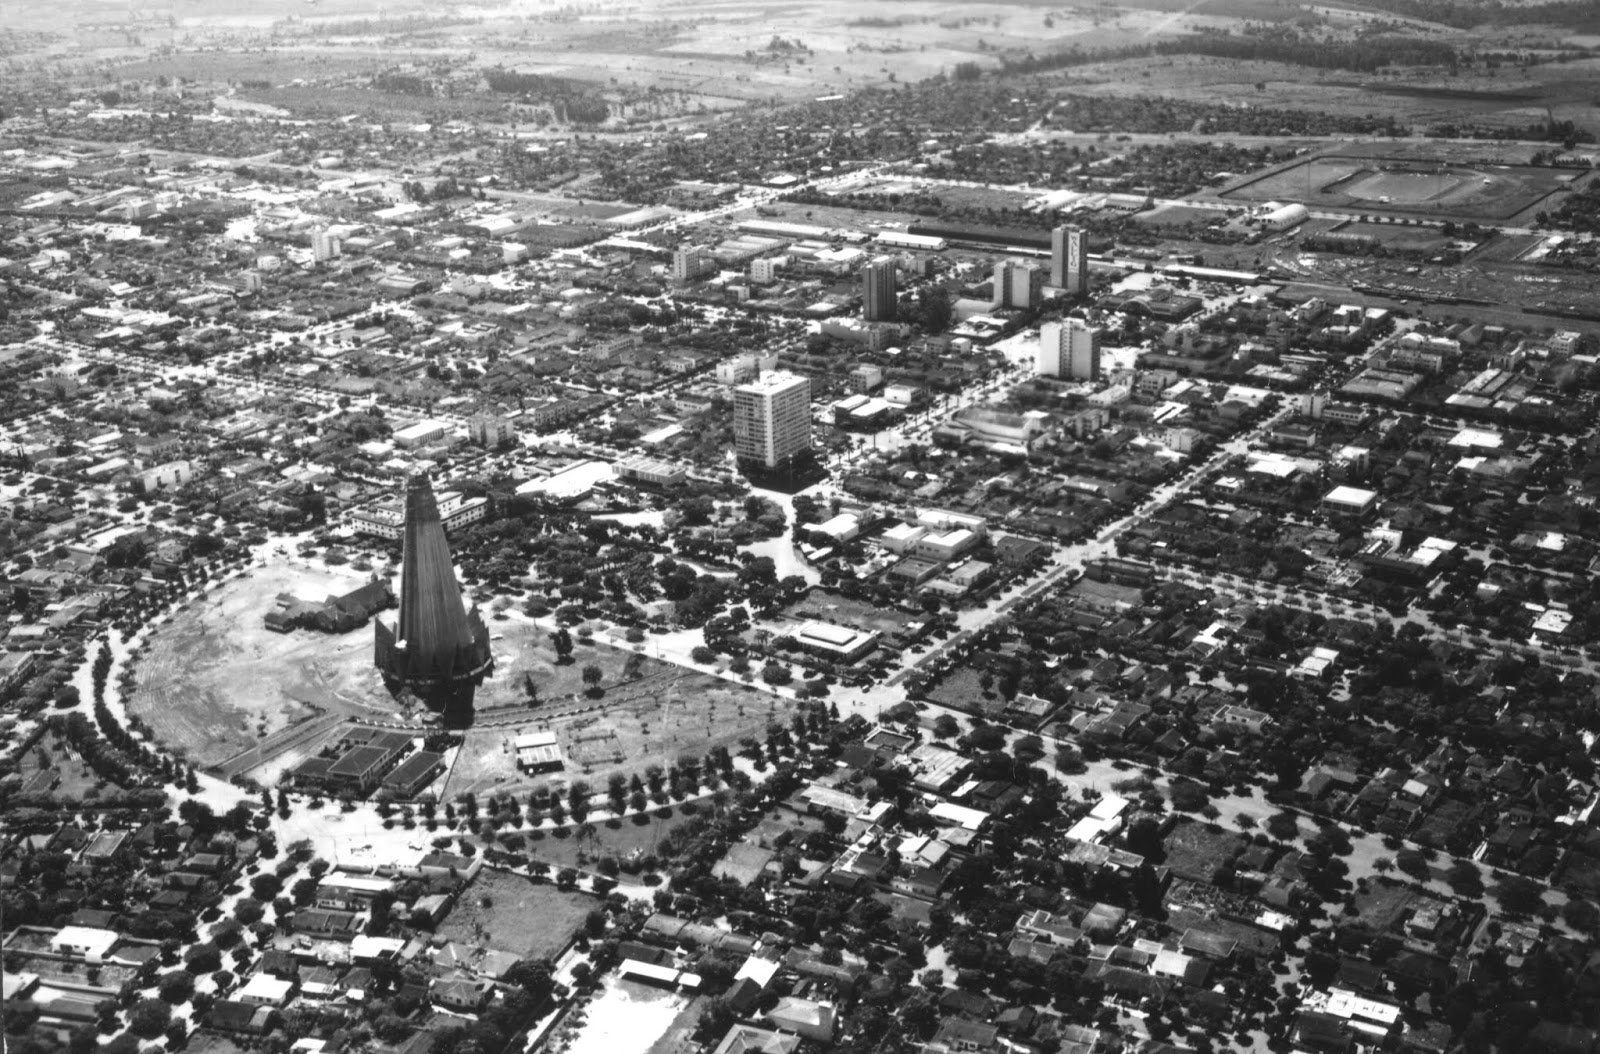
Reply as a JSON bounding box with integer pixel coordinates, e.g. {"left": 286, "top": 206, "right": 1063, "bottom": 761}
{"left": 994, "top": 259, "right": 1043, "bottom": 311}
{"left": 467, "top": 413, "right": 516, "bottom": 448}
{"left": 671, "top": 244, "right": 714, "bottom": 283}
{"left": 312, "top": 229, "right": 340, "bottom": 264}
{"left": 750, "top": 256, "right": 783, "bottom": 285}
{"left": 1038, "top": 318, "right": 1100, "bottom": 381}
{"left": 734, "top": 371, "right": 812, "bottom": 469}
{"left": 349, "top": 489, "right": 488, "bottom": 540}
{"left": 716, "top": 354, "right": 760, "bottom": 386}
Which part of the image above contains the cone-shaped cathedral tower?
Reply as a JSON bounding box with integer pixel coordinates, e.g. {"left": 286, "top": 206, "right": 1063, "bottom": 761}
{"left": 374, "top": 474, "right": 492, "bottom": 723}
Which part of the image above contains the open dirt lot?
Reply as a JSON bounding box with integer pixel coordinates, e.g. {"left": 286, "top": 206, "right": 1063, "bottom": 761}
{"left": 435, "top": 869, "right": 596, "bottom": 961}
{"left": 125, "top": 558, "right": 397, "bottom": 768}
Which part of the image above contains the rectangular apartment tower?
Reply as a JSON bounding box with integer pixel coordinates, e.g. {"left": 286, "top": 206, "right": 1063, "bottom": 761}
{"left": 1052, "top": 226, "right": 1087, "bottom": 296}
{"left": 995, "top": 259, "right": 1044, "bottom": 311}
{"left": 862, "top": 258, "right": 898, "bottom": 322}
{"left": 733, "top": 371, "right": 812, "bottom": 469}
{"left": 1038, "top": 318, "right": 1101, "bottom": 381}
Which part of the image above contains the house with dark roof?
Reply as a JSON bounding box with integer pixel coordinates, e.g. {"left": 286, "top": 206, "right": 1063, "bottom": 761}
{"left": 206, "top": 999, "right": 277, "bottom": 1035}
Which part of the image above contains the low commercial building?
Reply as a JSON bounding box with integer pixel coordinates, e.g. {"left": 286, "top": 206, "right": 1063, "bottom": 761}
{"left": 137, "top": 460, "right": 193, "bottom": 493}
{"left": 392, "top": 419, "right": 451, "bottom": 449}
{"left": 238, "top": 975, "right": 296, "bottom": 1007}
{"left": 380, "top": 751, "right": 445, "bottom": 798}
{"left": 350, "top": 489, "right": 487, "bottom": 540}
{"left": 50, "top": 926, "right": 119, "bottom": 962}
{"left": 325, "top": 741, "right": 410, "bottom": 794}
{"left": 1321, "top": 485, "right": 1378, "bottom": 518}
{"left": 880, "top": 523, "right": 928, "bottom": 554}
{"left": 912, "top": 528, "right": 980, "bottom": 562}
{"left": 315, "top": 875, "right": 394, "bottom": 912}
{"left": 811, "top": 513, "right": 860, "bottom": 543}
{"left": 616, "top": 456, "right": 687, "bottom": 488}
{"left": 793, "top": 621, "right": 879, "bottom": 663}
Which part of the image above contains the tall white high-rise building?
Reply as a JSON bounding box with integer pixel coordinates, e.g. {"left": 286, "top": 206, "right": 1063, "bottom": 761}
{"left": 733, "top": 371, "right": 812, "bottom": 469}
{"left": 1038, "top": 318, "right": 1101, "bottom": 381}
{"left": 995, "top": 259, "right": 1044, "bottom": 311}
{"left": 1052, "top": 226, "right": 1087, "bottom": 296}
{"left": 672, "top": 245, "right": 714, "bottom": 283}
{"left": 312, "top": 228, "right": 341, "bottom": 264}
{"left": 862, "top": 257, "right": 898, "bottom": 322}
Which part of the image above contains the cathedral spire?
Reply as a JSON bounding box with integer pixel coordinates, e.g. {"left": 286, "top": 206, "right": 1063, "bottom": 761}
{"left": 375, "top": 474, "right": 492, "bottom": 719}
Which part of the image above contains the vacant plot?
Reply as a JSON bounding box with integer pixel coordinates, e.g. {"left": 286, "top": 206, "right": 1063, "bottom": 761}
{"left": 1348, "top": 880, "right": 1418, "bottom": 935}
{"left": 445, "top": 673, "right": 790, "bottom": 799}
{"left": 1162, "top": 820, "right": 1248, "bottom": 883}
{"left": 1224, "top": 153, "right": 1583, "bottom": 222}
{"left": 926, "top": 665, "right": 999, "bottom": 717}
{"left": 125, "top": 558, "right": 396, "bottom": 768}
{"left": 436, "top": 869, "right": 596, "bottom": 961}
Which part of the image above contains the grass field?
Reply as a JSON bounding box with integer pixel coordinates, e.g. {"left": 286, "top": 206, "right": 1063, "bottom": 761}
{"left": 527, "top": 805, "right": 705, "bottom": 871}
{"left": 473, "top": 627, "right": 686, "bottom": 719}
{"left": 1348, "top": 880, "right": 1418, "bottom": 934}
{"left": 1162, "top": 820, "right": 1248, "bottom": 883}
{"left": 927, "top": 665, "right": 997, "bottom": 716}
{"left": 435, "top": 869, "right": 596, "bottom": 961}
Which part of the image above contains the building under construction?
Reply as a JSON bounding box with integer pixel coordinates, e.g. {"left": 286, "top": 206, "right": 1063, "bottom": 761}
{"left": 373, "top": 474, "right": 493, "bottom": 723}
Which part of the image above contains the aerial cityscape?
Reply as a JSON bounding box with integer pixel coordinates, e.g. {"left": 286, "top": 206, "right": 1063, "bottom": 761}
{"left": 5, "top": 1, "right": 1600, "bottom": 1053}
